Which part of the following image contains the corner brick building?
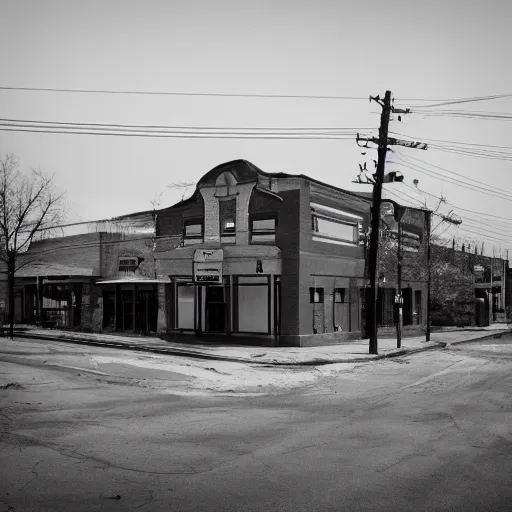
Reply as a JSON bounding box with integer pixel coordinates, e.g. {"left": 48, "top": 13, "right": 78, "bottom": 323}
{"left": 153, "top": 159, "right": 428, "bottom": 346}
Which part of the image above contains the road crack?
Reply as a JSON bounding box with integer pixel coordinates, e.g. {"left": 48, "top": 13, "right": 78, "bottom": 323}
{"left": 376, "top": 453, "right": 427, "bottom": 473}
{"left": 280, "top": 442, "right": 328, "bottom": 456}
{"left": 19, "top": 459, "right": 43, "bottom": 490}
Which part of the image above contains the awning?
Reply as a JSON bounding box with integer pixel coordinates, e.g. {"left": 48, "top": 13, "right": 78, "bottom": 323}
{"left": 96, "top": 278, "right": 171, "bottom": 285}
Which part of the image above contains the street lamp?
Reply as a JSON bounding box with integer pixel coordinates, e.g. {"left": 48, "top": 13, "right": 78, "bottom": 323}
{"left": 381, "top": 200, "right": 406, "bottom": 348}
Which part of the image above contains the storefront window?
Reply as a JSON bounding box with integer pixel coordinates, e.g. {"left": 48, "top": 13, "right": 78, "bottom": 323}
{"left": 177, "top": 284, "right": 195, "bottom": 329}
{"left": 235, "top": 276, "right": 269, "bottom": 333}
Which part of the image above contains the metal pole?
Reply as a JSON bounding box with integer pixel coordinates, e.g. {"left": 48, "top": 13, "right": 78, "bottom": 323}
{"left": 396, "top": 219, "right": 403, "bottom": 348}
{"left": 426, "top": 211, "right": 431, "bottom": 342}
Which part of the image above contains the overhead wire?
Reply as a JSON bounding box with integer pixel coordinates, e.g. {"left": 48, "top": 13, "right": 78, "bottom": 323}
{"left": 0, "top": 118, "right": 373, "bottom": 140}
{"left": 0, "top": 127, "right": 362, "bottom": 140}
{"left": 409, "top": 93, "right": 512, "bottom": 109}
{"left": 401, "top": 181, "right": 512, "bottom": 222}
{"left": 397, "top": 181, "right": 512, "bottom": 248}
{"left": 393, "top": 154, "right": 512, "bottom": 201}
{"left": 389, "top": 131, "right": 512, "bottom": 151}
{"left": 0, "top": 117, "right": 371, "bottom": 133}
{"left": 396, "top": 152, "right": 512, "bottom": 195}
{"left": 2, "top": 85, "right": 501, "bottom": 103}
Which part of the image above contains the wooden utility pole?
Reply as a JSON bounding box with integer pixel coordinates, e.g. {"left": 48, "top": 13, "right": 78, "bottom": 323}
{"left": 367, "top": 91, "right": 392, "bottom": 354}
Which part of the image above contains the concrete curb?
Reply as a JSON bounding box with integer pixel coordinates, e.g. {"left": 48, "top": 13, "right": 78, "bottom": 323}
{"left": 11, "top": 331, "right": 464, "bottom": 366}
{"left": 444, "top": 330, "right": 511, "bottom": 347}
{"left": 12, "top": 329, "right": 510, "bottom": 366}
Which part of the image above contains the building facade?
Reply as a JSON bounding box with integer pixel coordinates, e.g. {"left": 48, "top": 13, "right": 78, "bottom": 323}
{"left": 11, "top": 211, "right": 165, "bottom": 333}
{"left": 153, "top": 159, "right": 428, "bottom": 346}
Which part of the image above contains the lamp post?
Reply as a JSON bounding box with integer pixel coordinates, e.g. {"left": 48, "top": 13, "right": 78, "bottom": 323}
{"left": 380, "top": 201, "right": 406, "bottom": 348}
{"left": 395, "top": 207, "right": 406, "bottom": 348}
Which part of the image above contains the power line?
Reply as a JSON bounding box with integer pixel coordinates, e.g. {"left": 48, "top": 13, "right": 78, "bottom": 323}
{"left": 0, "top": 117, "right": 371, "bottom": 133}
{"left": 411, "top": 93, "right": 512, "bottom": 109}
{"left": 401, "top": 182, "right": 512, "bottom": 222}
{"left": 461, "top": 220, "right": 512, "bottom": 239}
{"left": 389, "top": 131, "right": 512, "bottom": 151}
{"left": 455, "top": 225, "right": 511, "bottom": 245}
{"left": 398, "top": 152, "right": 512, "bottom": 194}
{"left": 394, "top": 154, "right": 512, "bottom": 200}
{"left": 411, "top": 110, "right": 512, "bottom": 121}
{"left": 0, "top": 86, "right": 370, "bottom": 101}
{"left": 2, "top": 85, "right": 508, "bottom": 103}
{"left": 430, "top": 146, "right": 512, "bottom": 161}
{"left": 393, "top": 160, "right": 512, "bottom": 202}
{"left": 0, "top": 126, "right": 360, "bottom": 140}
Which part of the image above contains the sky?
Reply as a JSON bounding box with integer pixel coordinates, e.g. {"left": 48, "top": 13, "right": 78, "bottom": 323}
{"left": 1, "top": 0, "right": 511, "bottom": 258}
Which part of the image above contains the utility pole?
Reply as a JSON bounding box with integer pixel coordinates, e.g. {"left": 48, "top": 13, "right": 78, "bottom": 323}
{"left": 367, "top": 90, "right": 392, "bottom": 354}
{"left": 425, "top": 210, "right": 432, "bottom": 342}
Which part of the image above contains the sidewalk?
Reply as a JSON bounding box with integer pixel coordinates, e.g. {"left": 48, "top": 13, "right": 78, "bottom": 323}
{"left": 11, "top": 324, "right": 511, "bottom": 365}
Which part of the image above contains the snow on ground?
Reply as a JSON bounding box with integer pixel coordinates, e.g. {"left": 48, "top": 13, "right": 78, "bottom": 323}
{"left": 90, "top": 353, "right": 356, "bottom": 396}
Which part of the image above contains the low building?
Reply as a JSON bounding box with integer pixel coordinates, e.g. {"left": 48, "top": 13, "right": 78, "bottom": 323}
{"left": 12, "top": 211, "right": 167, "bottom": 333}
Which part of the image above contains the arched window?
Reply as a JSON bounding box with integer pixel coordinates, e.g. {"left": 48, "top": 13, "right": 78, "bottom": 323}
{"left": 215, "top": 171, "right": 238, "bottom": 197}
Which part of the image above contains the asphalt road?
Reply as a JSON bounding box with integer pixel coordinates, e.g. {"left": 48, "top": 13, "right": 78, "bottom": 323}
{"left": 1, "top": 335, "right": 512, "bottom": 512}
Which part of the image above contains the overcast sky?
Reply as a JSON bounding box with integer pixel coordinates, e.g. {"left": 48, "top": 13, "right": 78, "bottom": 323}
{"left": 1, "top": 0, "right": 511, "bottom": 258}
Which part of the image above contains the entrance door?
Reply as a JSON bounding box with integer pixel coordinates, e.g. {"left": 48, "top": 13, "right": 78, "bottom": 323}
{"left": 205, "top": 286, "right": 226, "bottom": 332}
{"left": 403, "top": 288, "right": 413, "bottom": 326}
{"left": 414, "top": 290, "right": 422, "bottom": 325}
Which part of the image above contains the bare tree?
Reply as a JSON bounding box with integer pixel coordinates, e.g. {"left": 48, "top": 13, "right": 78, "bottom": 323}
{"left": 0, "top": 154, "right": 66, "bottom": 338}
{"left": 168, "top": 181, "right": 195, "bottom": 201}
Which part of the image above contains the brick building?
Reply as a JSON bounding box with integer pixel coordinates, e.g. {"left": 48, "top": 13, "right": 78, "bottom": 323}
{"left": 153, "top": 159, "right": 428, "bottom": 346}
{"left": 11, "top": 211, "right": 165, "bottom": 333}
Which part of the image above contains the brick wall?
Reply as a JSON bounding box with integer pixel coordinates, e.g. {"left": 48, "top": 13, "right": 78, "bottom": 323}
{"left": 101, "top": 233, "right": 156, "bottom": 279}
{"left": 248, "top": 188, "right": 282, "bottom": 216}
{"left": 23, "top": 233, "right": 102, "bottom": 274}
{"left": 276, "top": 188, "right": 301, "bottom": 336}
{"left": 156, "top": 195, "right": 204, "bottom": 252}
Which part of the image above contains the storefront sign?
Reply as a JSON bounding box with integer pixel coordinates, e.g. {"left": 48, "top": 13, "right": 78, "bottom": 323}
{"left": 193, "top": 249, "right": 223, "bottom": 283}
